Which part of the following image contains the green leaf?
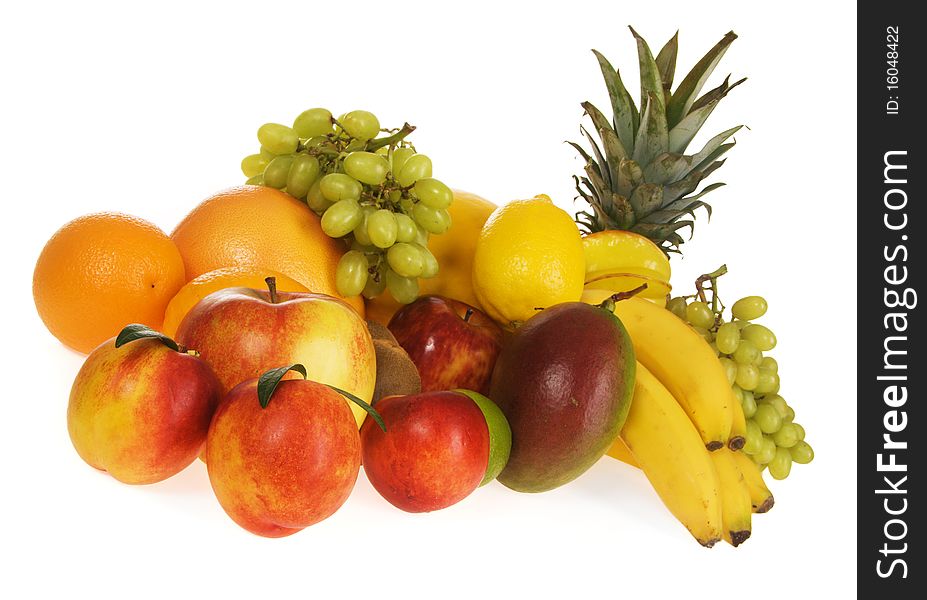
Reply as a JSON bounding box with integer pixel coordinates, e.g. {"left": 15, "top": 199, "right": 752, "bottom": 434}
{"left": 607, "top": 192, "right": 635, "bottom": 228}
{"left": 689, "top": 75, "right": 746, "bottom": 113}
{"left": 646, "top": 182, "right": 725, "bottom": 222}
{"left": 668, "top": 100, "right": 720, "bottom": 154}
{"left": 643, "top": 152, "right": 693, "bottom": 185}
{"left": 257, "top": 364, "right": 307, "bottom": 409}
{"left": 655, "top": 31, "right": 679, "bottom": 97}
{"left": 114, "top": 324, "right": 179, "bottom": 352}
{"left": 629, "top": 27, "right": 667, "bottom": 117}
{"left": 690, "top": 126, "right": 742, "bottom": 169}
{"left": 580, "top": 123, "right": 611, "bottom": 189}
{"left": 591, "top": 50, "right": 638, "bottom": 154}
{"left": 616, "top": 158, "right": 643, "bottom": 198}
{"left": 327, "top": 384, "right": 386, "bottom": 432}
{"left": 699, "top": 157, "right": 728, "bottom": 179}
{"left": 662, "top": 170, "right": 706, "bottom": 204}
{"left": 629, "top": 183, "right": 664, "bottom": 218}
{"left": 666, "top": 31, "right": 738, "bottom": 128}
{"left": 632, "top": 93, "right": 669, "bottom": 166}
{"left": 632, "top": 221, "right": 692, "bottom": 245}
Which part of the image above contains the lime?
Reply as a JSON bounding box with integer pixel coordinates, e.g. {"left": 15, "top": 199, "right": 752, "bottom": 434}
{"left": 456, "top": 389, "right": 512, "bottom": 486}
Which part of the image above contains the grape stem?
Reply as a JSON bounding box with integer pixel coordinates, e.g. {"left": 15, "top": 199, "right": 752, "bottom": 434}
{"left": 693, "top": 265, "right": 727, "bottom": 328}
{"left": 366, "top": 123, "right": 416, "bottom": 152}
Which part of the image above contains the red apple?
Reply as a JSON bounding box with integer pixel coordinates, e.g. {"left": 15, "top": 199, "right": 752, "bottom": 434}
{"left": 176, "top": 278, "right": 376, "bottom": 427}
{"left": 67, "top": 325, "right": 223, "bottom": 484}
{"left": 206, "top": 365, "right": 362, "bottom": 537}
{"left": 360, "top": 391, "right": 490, "bottom": 512}
{"left": 387, "top": 295, "right": 503, "bottom": 395}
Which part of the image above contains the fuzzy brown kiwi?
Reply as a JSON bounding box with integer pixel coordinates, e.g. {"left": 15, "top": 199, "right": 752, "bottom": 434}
{"left": 367, "top": 320, "right": 421, "bottom": 402}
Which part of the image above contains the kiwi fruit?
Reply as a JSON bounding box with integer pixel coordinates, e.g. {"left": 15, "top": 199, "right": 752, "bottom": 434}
{"left": 367, "top": 320, "right": 421, "bottom": 402}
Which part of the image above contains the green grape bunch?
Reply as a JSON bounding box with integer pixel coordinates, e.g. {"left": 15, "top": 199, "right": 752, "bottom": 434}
{"left": 666, "top": 266, "right": 814, "bottom": 482}
{"left": 240, "top": 108, "right": 453, "bottom": 304}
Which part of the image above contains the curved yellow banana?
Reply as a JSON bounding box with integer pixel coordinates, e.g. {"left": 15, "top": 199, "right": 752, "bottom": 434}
{"left": 611, "top": 297, "right": 734, "bottom": 450}
{"left": 710, "top": 448, "right": 752, "bottom": 547}
{"left": 729, "top": 391, "right": 747, "bottom": 450}
{"left": 582, "top": 230, "right": 671, "bottom": 282}
{"left": 606, "top": 436, "right": 638, "bottom": 467}
{"left": 731, "top": 450, "right": 774, "bottom": 513}
{"left": 620, "top": 362, "right": 722, "bottom": 548}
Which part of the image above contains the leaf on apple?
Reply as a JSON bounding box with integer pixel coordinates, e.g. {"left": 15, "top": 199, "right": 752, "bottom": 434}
{"left": 257, "top": 364, "right": 308, "bottom": 408}
{"left": 114, "top": 323, "right": 180, "bottom": 352}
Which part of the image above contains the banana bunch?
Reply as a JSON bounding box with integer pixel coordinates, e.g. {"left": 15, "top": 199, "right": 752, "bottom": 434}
{"left": 584, "top": 294, "right": 774, "bottom": 547}
{"left": 582, "top": 231, "right": 671, "bottom": 307}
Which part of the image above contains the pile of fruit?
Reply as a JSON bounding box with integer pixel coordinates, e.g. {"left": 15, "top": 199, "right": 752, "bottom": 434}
{"left": 32, "top": 27, "right": 812, "bottom": 546}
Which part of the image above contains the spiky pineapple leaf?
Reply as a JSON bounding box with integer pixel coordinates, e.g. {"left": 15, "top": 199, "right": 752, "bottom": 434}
{"left": 655, "top": 31, "right": 679, "bottom": 97}
{"left": 690, "top": 75, "right": 746, "bottom": 113}
{"left": 666, "top": 31, "right": 738, "bottom": 128}
{"left": 591, "top": 50, "right": 638, "bottom": 154}
{"left": 632, "top": 221, "right": 693, "bottom": 250}
{"left": 668, "top": 100, "right": 721, "bottom": 154}
{"left": 662, "top": 169, "right": 706, "bottom": 204}
{"left": 629, "top": 183, "right": 664, "bottom": 218}
{"left": 690, "top": 125, "right": 742, "bottom": 169}
{"left": 699, "top": 157, "right": 728, "bottom": 179}
{"left": 632, "top": 93, "right": 669, "bottom": 166}
{"left": 599, "top": 126, "right": 628, "bottom": 181}
{"left": 647, "top": 182, "right": 725, "bottom": 222}
{"left": 580, "top": 124, "right": 611, "bottom": 189}
{"left": 629, "top": 26, "right": 667, "bottom": 114}
{"left": 616, "top": 158, "right": 643, "bottom": 198}
{"left": 642, "top": 152, "right": 693, "bottom": 185}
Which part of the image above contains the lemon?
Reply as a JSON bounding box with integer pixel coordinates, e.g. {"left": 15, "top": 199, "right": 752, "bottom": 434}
{"left": 472, "top": 195, "right": 585, "bottom": 328}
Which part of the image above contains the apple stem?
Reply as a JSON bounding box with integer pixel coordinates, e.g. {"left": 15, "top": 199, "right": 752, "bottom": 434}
{"left": 464, "top": 307, "right": 474, "bottom": 323}
{"left": 265, "top": 276, "right": 279, "bottom": 304}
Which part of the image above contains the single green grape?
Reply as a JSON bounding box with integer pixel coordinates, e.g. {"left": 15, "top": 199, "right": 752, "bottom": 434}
{"left": 759, "top": 356, "right": 779, "bottom": 373}
{"left": 666, "top": 297, "right": 687, "bottom": 319}
{"left": 768, "top": 447, "right": 793, "bottom": 480}
{"left": 731, "top": 384, "right": 743, "bottom": 404}
{"left": 741, "top": 389, "right": 757, "bottom": 418}
{"left": 368, "top": 209, "right": 399, "bottom": 248}
{"left": 772, "top": 423, "right": 799, "bottom": 448}
{"left": 742, "top": 324, "right": 777, "bottom": 351}
{"left": 685, "top": 301, "right": 715, "bottom": 329}
{"left": 335, "top": 251, "right": 369, "bottom": 297}
{"left": 754, "top": 371, "right": 779, "bottom": 395}
{"left": 286, "top": 154, "right": 321, "bottom": 199}
{"left": 306, "top": 181, "right": 333, "bottom": 213}
{"left": 414, "top": 178, "right": 453, "bottom": 209}
{"left": 321, "top": 199, "right": 363, "bottom": 238}
{"left": 245, "top": 174, "right": 264, "bottom": 186}
{"left": 395, "top": 213, "right": 417, "bottom": 243}
{"left": 257, "top": 123, "right": 299, "bottom": 155}
{"left": 732, "top": 339, "right": 761, "bottom": 366}
{"left": 743, "top": 420, "right": 763, "bottom": 454}
{"left": 260, "top": 146, "right": 276, "bottom": 160}
{"left": 417, "top": 244, "right": 439, "bottom": 278}
{"left": 720, "top": 357, "right": 737, "bottom": 385}
{"left": 391, "top": 147, "right": 415, "bottom": 177}
{"left": 762, "top": 395, "right": 790, "bottom": 418}
{"left": 735, "top": 363, "right": 759, "bottom": 391}
{"left": 293, "top": 108, "right": 333, "bottom": 138}
{"left": 263, "top": 155, "right": 294, "bottom": 189}
{"left": 782, "top": 405, "right": 795, "bottom": 423}
{"left": 412, "top": 203, "right": 451, "bottom": 234}
{"left": 241, "top": 153, "right": 268, "bottom": 178}
{"left": 715, "top": 322, "right": 740, "bottom": 355}
{"left": 414, "top": 223, "right": 430, "bottom": 246}
{"left": 362, "top": 267, "right": 387, "bottom": 299}
{"left": 339, "top": 110, "right": 380, "bottom": 141}
{"left": 754, "top": 403, "right": 782, "bottom": 434}
{"left": 732, "top": 296, "right": 768, "bottom": 321}
{"left": 344, "top": 152, "right": 390, "bottom": 186}
{"left": 386, "top": 269, "right": 419, "bottom": 304}
{"left": 734, "top": 319, "right": 751, "bottom": 330}
{"left": 353, "top": 207, "right": 376, "bottom": 246}
{"left": 320, "top": 173, "right": 363, "bottom": 202}
{"left": 386, "top": 243, "right": 424, "bottom": 277}
{"left": 792, "top": 423, "right": 805, "bottom": 441}
{"left": 789, "top": 441, "right": 814, "bottom": 464}
{"left": 753, "top": 435, "right": 777, "bottom": 465}
{"left": 397, "top": 154, "right": 433, "bottom": 187}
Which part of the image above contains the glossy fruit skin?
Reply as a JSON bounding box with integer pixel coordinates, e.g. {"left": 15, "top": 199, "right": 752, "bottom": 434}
{"left": 33, "top": 213, "right": 186, "bottom": 353}
{"left": 68, "top": 337, "right": 223, "bottom": 484}
{"left": 170, "top": 185, "right": 364, "bottom": 317}
{"left": 366, "top": 190, "right": 496, "bottom": 326}
{"left": 176, "top": 287, "right": 375, "bottom": 427}
{"left": 360, "top": 391, "right": 490, "bottom": 512}
{"left": 388, "top": 295, "right": 503, "bottom": 395}
{"left": 206, "top": 379, "right": 361, "bottom": 537}
{"left": 490, "top": 302, "right": 635, "bottom": 492}
{"left": 161, "top": 267, "right": 309, "bottom": 337}
{"left": 472, "top": 195, "right": 585, "bottom": 328}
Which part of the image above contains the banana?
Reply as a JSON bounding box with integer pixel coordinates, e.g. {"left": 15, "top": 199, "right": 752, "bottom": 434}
{"left": 611, "top": 296, "right": 734, "bottom": 450}
{"left": 619, "top": 362, "right": 722, "bottom": 548}
{"left": 710, "top": 448, "right": 753, "bottom": 547}
{"left": 606, "top": 436, "right": 638, "bottom": 467}
{"left": 731, "top": 450, "right": 775, "bottom": 513}
{"left": 729, "top": 390, "right": 747, "bottom": 450}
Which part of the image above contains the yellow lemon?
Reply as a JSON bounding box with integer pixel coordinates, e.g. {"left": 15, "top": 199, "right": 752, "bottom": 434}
{"left": 472, "top": 195, "right": 585, "bottom": 328}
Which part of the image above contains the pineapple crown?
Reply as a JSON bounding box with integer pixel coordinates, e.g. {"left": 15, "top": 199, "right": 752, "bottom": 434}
{"left": 573, "top": 27, "right": 745, "bottom": 254}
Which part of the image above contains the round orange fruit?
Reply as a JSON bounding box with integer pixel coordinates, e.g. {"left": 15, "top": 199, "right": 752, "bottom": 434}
{"left": 170, "top": 185, "right": 364, "bottom": 317}
{"left": 33, "top": 213, "right": 186, "bottom": 354}
{"left": 162, "top": 267, "right": 311, "bottom": 337}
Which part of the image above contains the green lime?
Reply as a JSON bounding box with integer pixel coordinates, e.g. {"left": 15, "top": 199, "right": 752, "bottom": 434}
{"left": 456, "top": 389, "right": 512, "bottom": 486}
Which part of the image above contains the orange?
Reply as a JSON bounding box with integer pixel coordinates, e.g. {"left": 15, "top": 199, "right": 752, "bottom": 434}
{"left": 33, "top": 213, "right": 186, "bottom": 354}
{"left": 162, "top": 267, "right": 311, "bottom": 337}
{"left": 170, "top": 185, "right": 364, "bottom": 317}
{"left": 366, "top": 190, "right": 496, "bottom": 325}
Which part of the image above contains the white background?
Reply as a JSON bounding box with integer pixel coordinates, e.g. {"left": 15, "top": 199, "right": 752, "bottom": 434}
{"left": 1, "top": 1, "right": 856, "bottom": 597}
